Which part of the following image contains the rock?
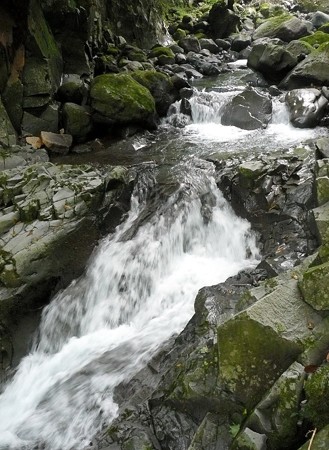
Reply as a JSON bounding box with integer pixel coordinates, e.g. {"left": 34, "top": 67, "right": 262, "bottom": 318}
{"left": 280, "top": 42, "right": 329, "bottom": 89}
{"left": 90, "top": 73, "right": 156, "bottom": 128}
{"left": 300, "top": 30, "right": 329, "bottom": 47}
{"left": 246, "top": 362, "right": 305, "bottom": 449}
{"left": 25, "top": 136, "right": 43, "bottom": 149}
{"left": 285, "top": 89, "right": 328, "bottom": 128}
{"left": 0, "top": 97, "right": 16, "bottom": 147}
{"left": 215, "top": 38, "right": 231, "bottom": 50}
{"left": 62, "top": 103, "right": 93, "bottom": 142}
{"left": 178, "top": 37, "right": 201, "bottom": 54}
{"left": 232, "top": 428, "right": 267, "bottom": 450}
{"left": 199, "top": 38, "right": 219, "bottom": 54}
{"left": 186, "top": 53, "right": 221, "bottom": 76}
{"left": 248, "top": 39, "right": 298, "bottom": 83}
{"left": 299, "top": 262, "right": 329, "bottom": 310}
{"left": 2, "top": 79, "right": 24, "bottom": 132}
{"left": 131, "top": 70, "right": 179, "bottom": 116}
{"left": 303, "top": 366, "right": 329, "bottom": 428}
{"left": 22, "top": 103, "right": 59, "bottom": 136}
{"left": 221, "top": 88, "right": 272, "bottom": 130}
{"left": 208, "top": 1, "right": 240, "bottom": 39}
{"left": 310, "top": 11, "right": 329, "bottom": 28}
{"left": 231, "top": 32, "right": 252, "bottom": 52}
{"left": 149, "top": 46, "right": 175, "bottom": 65}
{"left": 188, "top": 413, "right": 231, "bottom": 450}
{"left": 316, "top": 137, "right": 329, "bottom": 158}
{"left": 56, "top": 75, "right": 88, "bottom": 105}
{"left": 217, "top": 268, "right": 320, "bottom": 409}
{"left": 253, "top": 14, "right": 310, "bottom": 42}
{"left": 40, "top": 131, "right": 73, "bottom": 155}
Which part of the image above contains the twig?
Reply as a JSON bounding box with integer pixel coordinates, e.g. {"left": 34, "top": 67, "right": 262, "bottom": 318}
{"left": 307, "top": 428, "right": 317, "bottom": 450}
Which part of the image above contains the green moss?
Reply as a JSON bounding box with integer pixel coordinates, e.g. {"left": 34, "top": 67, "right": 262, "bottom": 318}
{"left": 295, "top": 0, "right": 329, "bottom": 13}
{"left": 217, "top": 315, "right": 301, "bottom": 410}
{"left": 300, "top": 31, "right": 329, "bottom": 47}
{"left": 304, "top": 366, "right": 329, "bottom": 428}
{"left": 299, "top": 261, "right": 329, "bottom": 311}
{"left": 90, "top": 73, "right": 156, "bottom": 125}
{"left": 149, "top": 46, "right": 175, "bottom": 59}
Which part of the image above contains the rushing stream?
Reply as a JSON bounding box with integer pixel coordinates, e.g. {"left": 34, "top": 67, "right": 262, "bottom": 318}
{"left": 0, "top": 65, "right": 328, "bottom": 449}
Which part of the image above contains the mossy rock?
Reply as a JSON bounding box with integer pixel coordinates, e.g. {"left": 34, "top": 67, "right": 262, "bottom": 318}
{"left": 90, "top": 73, "right": 156, "bottom": 127}
{"left": 286, "top": 40, "right": 313, "bottom": 58}
{"left": 62, "top": 103, "right": 93, "bottom": 142}
{"left": 300, "top": 31, "right": 329, "bottom": 47}
{"left": 303, "top": 366, "right": 329, "bottom": 428}
{"left": 295, "top": 0, "right": 329, "bottom": 13}
{"left": 253, "top": 14, "right": 309, "bottom": 42}
{"left": 148, "top": 46, "right": 175, "bottom": 59}
{"left": 299, "top": 262, "right": 329, "bottom": 310}
{"left": 131, "top": 70, "right": 178, "bottom": 116}
{"left": 298, "top": 424, "right": 329, "bottom": 449}
{"left": 319, "top": 23, "right": 329, "bottom": 34}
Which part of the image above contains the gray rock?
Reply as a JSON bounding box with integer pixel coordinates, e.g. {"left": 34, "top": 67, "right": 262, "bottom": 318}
{"left": 232, "top": 428, "right": 267, "bottom": 450}
{"left": 285, "top": 88, "right": 328, "bottom": 128}
{"left": 221, "top": 88, "right": 272, "bottom": 130}
{"left": 22, "top": 103, "right": 59, "bottom": 136}
{"left": 310, "top": 11, "right": 329, "bottom": 28}
{"left": 178, "top": 37, "right": 201, "bottom": 54}
{"left": 62, "top": 103, "right": 93, "bottom": 142}
{"left": 199, "top": 38, "right": 219, "bottom": 54}
{"left": 253, "top": 15, "right": 310, "bottom": 42}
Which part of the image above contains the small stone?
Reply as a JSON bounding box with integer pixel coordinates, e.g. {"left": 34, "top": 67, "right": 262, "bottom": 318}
{"left": 26, "top": 136, "right": 43, "bottom": 149}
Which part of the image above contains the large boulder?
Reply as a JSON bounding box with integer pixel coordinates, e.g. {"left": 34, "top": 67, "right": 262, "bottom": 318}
{"left": 285, "top": 88, "right": 328, "bottom": 128}
{"left": 208, "top": 1, "right": 240, "bottom": 39}
{"left": 280, "top": 42, "right": 329, "bottom": 89}
{"left": 130, "top": 70, "right": 179, "bottom": 116}
{"left": 248, "top": 38, "right": 298, "bottom": 83}
{"left": 90, "top": 73, "right": 157, "bottom": 128}
{"left": 252, "top": 14, "right": 310, "bottom": 42}
{"left": 62, "top": 103, "right": 93, "bottom": 142}
{"left": 221, "top": 88, "right": 272, "bottom": 130}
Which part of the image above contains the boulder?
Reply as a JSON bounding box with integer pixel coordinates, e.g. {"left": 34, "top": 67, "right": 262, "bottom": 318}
{"left": 131, "top": 70, "right": 179, "bottom": 116}
{"left": 221, "top": 88, "right": 272, "bottom": 130}
{"left": 300, "top": 30, "right": 329, "bottom": 47}
{"left": 303, "top": 366, "right": 329, "bottom": 428}
{"left": 56, "top": 75, "right": 88, "bottom": 105}
{"left": 178, "top": 37, "right": 201, "bottom": 54}
{"left": 232, "top": 428, "right": 267, "bottom": 450}
{"left": 285, "top": 88, "right": 328, "bottom": 128}
{"left": 248, "top": 39, "right": 298, "bottom": 82}
{"left": 199, "top": 38, "right": 219, "bottom": 54}
{"left": 299, "top": 262, "right": 329, "bottom": 310}
{"left": 231, "top": 32, "right": 252, "bottom": 52}
{"left": 41, "top": 131, "right": 73, "bottom": 155}
{"left": 297, "top": 424, "right": 329, "bottom": 450}
{"left": 62, "top": 103, "right": 93, "bottom": 142}
{"left": 22, "top": 103, "right": 59, "bottom": 136}
{"left": 208, "top": 1, "right": 240, "bottom": 39}
{"left": 280, "top": 42, "right": 329, "bottom": 89}
{"left": 253, "top": 14, "right": 310, "bottom": 42}
{"left": 310, "top": 11, "right": 329, "bottom": 28}
{"left": 90, "top": 73, "right": 157, "bottom": 128}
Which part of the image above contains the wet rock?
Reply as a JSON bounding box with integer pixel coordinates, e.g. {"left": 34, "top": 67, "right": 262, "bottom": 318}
{"left": 248, "top": 39, "right": 298, "bottom": 83}
{"left": 280, "top": 43, "right": 329, "bottom": 89}
{"left": 41, "top": 131, "right": 73, "bottom": 155}
{"left": 285, "top": 89, "right": 328, "bottom": 128}
{"left": 186, "top": 53, "right": 221, "bottom": 76}
{"left": 221, "top": 88, "right": 272, "bottom": 130}
{"left": 90, "top": 74, "right": 157, "bottom": 128}
{"left": 253, "top": 14, "right": 310, "bottom": 42}
{"left": 62, "top": 103, "right": 93, "bottom": 142}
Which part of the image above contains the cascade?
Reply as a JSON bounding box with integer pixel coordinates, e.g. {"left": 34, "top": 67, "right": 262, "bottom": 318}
{"left": 0, "top": 160, "right": 258, "bottom": 450}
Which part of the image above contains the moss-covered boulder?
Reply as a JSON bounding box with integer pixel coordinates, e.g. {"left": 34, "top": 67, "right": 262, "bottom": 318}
{"left": 303, "top": 366, "right": 329, "bottom": 428}
{"left": 295, "top": 0, "right": 329, "bottom": 13}
{"left": 131, "top": 70, "right": 178, "bottom": 116}
{"left": 299, "top": 262, "right": 329, "bottom": 310}
{"left": 62, "top": 103, "right": 93, "bottom": 142}
{"left": 217, "top": 274, "right": 321, "bottom": 410}
{"left": 253, "top": 14, "right": 310, "bottom": 42}
{"left": 280, "top": 42, "right": 329, "bottom": 89}
{"left": 300, "top": 31, "right": 329, "bottom": 47}
{"left": 90, "top": 73, "right": 157, "bottom": 128}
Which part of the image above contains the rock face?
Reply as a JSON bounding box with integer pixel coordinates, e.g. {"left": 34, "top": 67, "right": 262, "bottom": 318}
{"left": 285, "top": 88, "right": 328, "bottom": 128}
{"left": 221, "top": 88, "right": 272, "bottom": 130}
{"left": 90, "top": 74, "right": 157, "bottom": 128}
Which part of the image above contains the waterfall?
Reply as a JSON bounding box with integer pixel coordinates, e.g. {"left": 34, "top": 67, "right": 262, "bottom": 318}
{"left": 0, "top": 160, "right": 258, "bottom": 450}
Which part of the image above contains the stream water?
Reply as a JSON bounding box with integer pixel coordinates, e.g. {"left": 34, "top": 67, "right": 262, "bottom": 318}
{"left": 0, "top": 65, "right": 328, "bottom": 450}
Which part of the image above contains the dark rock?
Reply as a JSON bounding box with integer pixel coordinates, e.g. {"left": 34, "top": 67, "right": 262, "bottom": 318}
{"left": 171, "top": 74, "right": 191, "bottom": 91}
{"left": 178, "top": 37, "right": 201, "bottom": 54}
{"left": 22, "top": 103, "right": 59, "bottom": 136}
{"left": 56, "top": 75, "right": 88, "bottom": 105}
{"left": 231, "top": 32, "right": 252, "bottom": 52}
{"left": 208, "top": 2, "right": 240, "bottom": 39}
{"left": 215, "top": 38, "right": 231, "bottom": 50}
{"left": 310, "top": 11, "right": 329, "bottom": 28}
{"left": 221, "top": 88, "right": 272, "bottom": 130}
{"left": 199, "top": 38, "right": 219, "bottom": 54}
{"left": 285, "top": 88, "right": 328, "bottom": 128}
{"left": 62, "top": 103, "right": 93, "bottom": 142}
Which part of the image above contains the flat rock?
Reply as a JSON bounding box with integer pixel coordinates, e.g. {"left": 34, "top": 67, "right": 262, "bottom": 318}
{"left": 41, "top": 131, "right": 73, "bottom": 155}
